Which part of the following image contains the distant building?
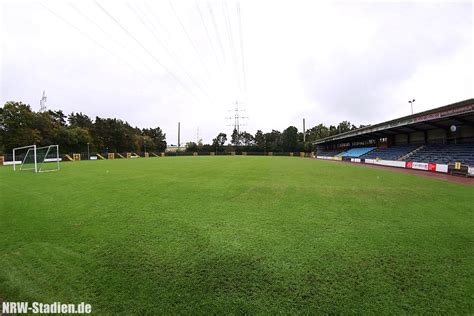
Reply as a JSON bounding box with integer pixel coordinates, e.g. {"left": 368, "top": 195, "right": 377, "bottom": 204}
{"left": 166, "top": 145, "right": 186, "bottom": 152}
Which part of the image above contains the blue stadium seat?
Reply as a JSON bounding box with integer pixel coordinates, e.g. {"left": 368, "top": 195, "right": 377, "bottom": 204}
{"left": 340, "top": 147, "right": 376, "bottom": 158}
{"left": 361, "top": 145, "right": 419, "bottom": 160}
{"left": 404, "top": 143, "right": 474, "bottom": 166}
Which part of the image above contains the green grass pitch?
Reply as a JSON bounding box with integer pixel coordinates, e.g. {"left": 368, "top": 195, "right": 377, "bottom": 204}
{"left": 0, "top": 156, "right": 473, "bottom": 314}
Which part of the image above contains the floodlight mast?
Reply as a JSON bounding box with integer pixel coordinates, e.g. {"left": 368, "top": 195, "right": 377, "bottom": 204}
{"left": 178, "top": 122, "right": 181, "bottom": 149}
{"left": 409, "top": 99, "right": 415, "bottom": 114}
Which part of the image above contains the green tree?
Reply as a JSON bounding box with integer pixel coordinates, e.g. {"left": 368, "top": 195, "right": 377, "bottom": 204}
{"left": 93, "top": 117, "right": 139, "bottom": 152}
{"left": 0, "top": 101, "right": 41, "bottom": 152}
{"left": 212, "top": 133, "right": 227, "bottom": 152}
{"left": 185, "top": 142, "right": 198, "bottom": 152}
{"left": 48, "top": 110, "right": 67, "bottom": 127}
{"left": 1, "top": 101, "right": 169, "bottom": 155}
{"left": 55, "top": 127, "right": 92, "bottom": 153}
{"left": 337, "top": 121, "right": 352, "bottom": 134}
{"left": 254, "top": 130, "right": 265, "bottom": 150}
{"left": 281, "top": 126, "right": 299, "bottom": 152}
{"left": 142, "top": 127, "right": 167, "bottom": 152}
{"left": 34, "top": 111, "right": 67, "bottom": 147}
{"left": 306, "top": 124, "right": 330, "bottom": 142}
{"left": 68, "top": 112, "right": 93, "bottom": 129}
{"left": 231, "top": 129, "right": 241, "bottom": 146}
{"left": 240, "top": 131, "right": 254, "bottom": 146}
{"left": 264, "top": 130, "right": 282, "bottom": 152}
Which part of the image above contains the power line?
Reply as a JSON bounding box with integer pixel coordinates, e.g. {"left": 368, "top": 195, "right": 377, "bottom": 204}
{"left": 207, "top": 2, "right": 233, "bottom": 98}
{"left": 195, "top": 0, "right": 222, "bottom": 72}
{"left": 142, "top": 2, "right": 172, "bottom": 40}
{"left": 207, "top": 3, "right": 227, "bottom": 65}
{"left": 68, "top": 2, "right": 154, "bottom": 74}
{"left": 135, "top": 3, "right": 215, "bottom": 103}
{"left": 222, "top": 0, "right": 241, "bottom": 98}
{"left": 168, "top": 1, "right": 211, "bottom": 79}
{"left": 39, "top": 2, "right": 147, "bottom": 80}
{"left": 94, "top": 0, "right": 197, "bottom": 98}
{"left": 207, "top": 2, "right": 235, "bottom": 102}
{"left": 236, "top": 1, "right": 247, "bottom": 95}
{"left": 127, "top": 3, "right": 212, "bottom": 102}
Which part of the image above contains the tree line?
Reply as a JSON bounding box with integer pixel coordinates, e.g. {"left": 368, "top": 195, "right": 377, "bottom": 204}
{"left": 0, "top": 101, "right": 166, "bottom": 154}
{"left": 0, "top": 101, "right": 366, "bottom": 155}
{"left": 187, "top": 121, "right": 368, "bottom": 153}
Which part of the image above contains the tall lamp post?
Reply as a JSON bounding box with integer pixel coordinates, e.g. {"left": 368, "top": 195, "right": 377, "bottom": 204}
{"left": 87, "top": 142, "right": 90, "bottom": 160}
{"left": 409, "top": 99, "right": 415, "bottom": 115}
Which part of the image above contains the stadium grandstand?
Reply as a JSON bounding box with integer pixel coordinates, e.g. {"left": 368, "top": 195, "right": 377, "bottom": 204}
{"left": 314, "top": 98, "right": 474, "bottom": 176}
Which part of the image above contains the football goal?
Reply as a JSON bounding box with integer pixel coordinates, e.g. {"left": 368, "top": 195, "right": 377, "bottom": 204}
{"left": 12, "top": 145, "right": 60, "bottom": 173}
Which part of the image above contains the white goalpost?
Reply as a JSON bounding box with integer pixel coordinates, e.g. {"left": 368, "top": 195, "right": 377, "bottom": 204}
{"left": 13, "top": 145, "right": 37, "bottom": 172}
{"left": 12, "top": 144, "right": 60, "bottom": 173}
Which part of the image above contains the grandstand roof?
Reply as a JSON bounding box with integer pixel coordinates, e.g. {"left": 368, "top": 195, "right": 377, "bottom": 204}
{"left": 313, "top": 98, "right": 474, "bottom": 145}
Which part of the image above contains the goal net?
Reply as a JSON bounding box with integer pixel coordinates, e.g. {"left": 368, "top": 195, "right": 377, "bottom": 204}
{"left": 13, "top": 145, "right": 60, "bottom": 173}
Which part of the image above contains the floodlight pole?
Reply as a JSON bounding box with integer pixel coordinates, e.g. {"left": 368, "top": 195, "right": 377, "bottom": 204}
{"left": 178, "top": 122, "right": 181, "bottom": 151}
{"left": 409, "top": 99, "right": 415, "bottom": 115}
{"left": 87, "top": 142, "right": 90, "bottom": 160}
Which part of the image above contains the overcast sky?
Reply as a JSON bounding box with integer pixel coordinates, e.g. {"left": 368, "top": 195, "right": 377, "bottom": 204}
{"left": 1, "top": 0, "right": 472, "bottom": 145}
